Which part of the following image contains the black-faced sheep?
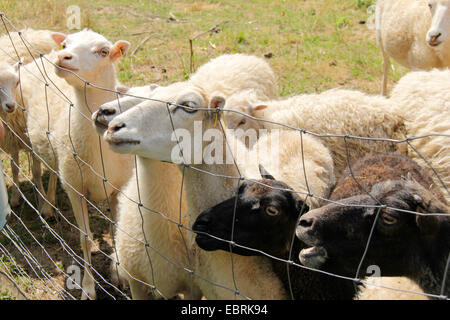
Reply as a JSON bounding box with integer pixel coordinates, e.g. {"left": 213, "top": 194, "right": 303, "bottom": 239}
{"left": 192, "top": 166, "right": 358, "bottom": 300}
{"left": 296, "top": 153, "right": 449, "bottom": 299}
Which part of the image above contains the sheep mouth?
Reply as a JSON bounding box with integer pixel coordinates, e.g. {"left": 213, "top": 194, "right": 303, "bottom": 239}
{"left": 299, "top": 246, "right": 328, "bottom": 269}
{"left": 194, "top": 232, "right": 221, "bottom": 251}
{"left": 94, "top": 118, "right": 109, "bottom": 131}
{"left": 56, "top": 64, "right": 79, "bottom": 72}
{"left": 106, "top": 137, "right": 140, "bottom": 146}
{"left": 428, "top": 41, "right": 442, "bottom": 47}
{"left": 192, "top": 224, "right": 222, "bottom": 251}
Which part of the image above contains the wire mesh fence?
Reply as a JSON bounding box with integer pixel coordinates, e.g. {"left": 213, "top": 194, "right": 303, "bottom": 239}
{"left": 0, "top": 11, "right": 448, "bottom": 301}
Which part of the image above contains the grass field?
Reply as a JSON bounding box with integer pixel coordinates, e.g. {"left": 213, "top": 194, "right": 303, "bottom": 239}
{"left": 0, "top": 0, "right": 412, "bottom": 300}
{"left": 1, "top": 0, "right": 409, "bottom": 94}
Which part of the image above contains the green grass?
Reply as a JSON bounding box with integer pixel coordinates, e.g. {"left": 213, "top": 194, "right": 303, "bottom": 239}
{"left": 0, "top": 289, "right": 16, "bottom": 300}
{"left": 0, "top": 0, "right": 408, "bottom": 95}
{"left": 0, "top": 255, "right": 34, "bottom": 290}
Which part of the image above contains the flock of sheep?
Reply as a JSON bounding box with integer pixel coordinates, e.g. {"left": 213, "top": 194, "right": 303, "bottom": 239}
{"left": 0, "top": 0, "right": 448, "bottom": 300}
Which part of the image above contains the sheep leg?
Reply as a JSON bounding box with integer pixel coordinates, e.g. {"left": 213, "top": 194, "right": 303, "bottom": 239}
{"left": 381, "top": 50, "right": 390, "bottom": 96}
{"left": 31, "top": 156, "right": 55, "bottom": 218}
{"left": 129, "top": 278, "right": 153, "bottom": 300}
{"left": 182, "top": 285, "right": 204, "bottom": 300}
{"left": 8, "top": 151, "right": 21, "bottom": 208}
{"left": 67, "top": 189, "right": 96, "bottom": 300}
{"left": 45, "top": 173, "right": 58, "bottom": 212}
{"left": 108, "top": 189, "right": 120, "bottom": 223}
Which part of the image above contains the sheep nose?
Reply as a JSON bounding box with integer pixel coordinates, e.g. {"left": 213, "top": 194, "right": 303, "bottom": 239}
{"left": 298, "top": 215, "right": 314, "bottom": 229}
{"left": 98, "top": 107, "right": 116, "bottom": 117}
{"left": 4, "top": 102, "right": 15, "bottom": 113}
{"left": 192, "top": 214, "right": 211, "bottom": 232}
{"left": 57, "top": 53, "right": 73, "bottom": 64}
{"left": 428, "top": 32, "right": 442, "bottom": 46}
{"left": 61, "top": 53, "right": 73, "bottom": 61}
{"left": 107, "top": 122, "right": 126, "bottom": 134}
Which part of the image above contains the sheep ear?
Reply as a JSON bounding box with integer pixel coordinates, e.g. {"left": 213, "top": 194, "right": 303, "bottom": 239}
{"left": 247, "top": 104, "right": 267, "bottom": 115}
{"left": 259, "top": 164, "right": 275, "bottom": 180}
{"left": 116, "top": 83, "right": 129, "bottom": 94}
{"left": 209, "top": 96, "right": 225, "bottom": 109}
{"left": 110, "top": 40, "right": 130, "bottom": 61}
{"left": 51, "top": 32, "right": 66, "bottom": 46}
{"left": 254, "top": 105, "right": 268, "bottom": 111}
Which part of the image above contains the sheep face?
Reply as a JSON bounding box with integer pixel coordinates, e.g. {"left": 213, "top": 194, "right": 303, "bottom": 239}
{"left": 0, "top": 62, "right": 20, "bottom": 113}
{"left": 193, "top": 167, "right": 309, "bottom": 258}
{"left": 51, "top": 30, "right": 129, "bottom": 88}
{"left": 104, "top": 83, "right": 222, "bottom": 163}
{"left": 296, "top": 179, "right": 444, "bottom": 278}
{"left": 221, "top": 91, "right": 266, "bottom": 148}
{"left": 426, "top": 0, "right": 450, "bottom": 47}
{"left": 92, "top": 84, "right": 159, "bottom": 135}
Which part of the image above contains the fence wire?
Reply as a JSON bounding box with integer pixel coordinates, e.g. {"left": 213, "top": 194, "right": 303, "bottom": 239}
{"left": 0, "top": 12, "right": 448, "bottom": 301}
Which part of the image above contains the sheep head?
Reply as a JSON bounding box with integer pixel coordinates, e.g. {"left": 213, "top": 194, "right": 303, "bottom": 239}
{"left": 52, "top": 29, "right": 129, "bottom": 88}
{"left": 426, "top": 0, "right": 450, "bottom": 47}
{"left": 104, "top": 83, "right": 234, "bottom": 164}
{"left": 296, "top": 178, "right": 449, "bottom": 278}
{"left": 0, "top": 61, "right": 20, "bottom": 113}
{"left": 193, "top": 165, "right": 309, "bottom": 258}
{"left": 92, "top": 84, "right": 160, "bottom": 135}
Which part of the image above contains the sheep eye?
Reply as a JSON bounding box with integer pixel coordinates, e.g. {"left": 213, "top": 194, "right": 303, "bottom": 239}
{"left": 265, "top": 206, "right": 279, "bottom": 216}
{"left": 100, "top": 48, "right": 109, "bottom": 57}
{"left": 180, "top": 102, "right": 198, "bottom": 113}
{"left": 381, "top": 212, "right": 398, "bottom": 225}
{"left": 428, "top": 3, "right": 433, "bottom": 9}
{"left": 238, "top": 118, "right": 247, "bottom": 126}
{"left": 60, "top": 43, "right": 66, "bottom": 50}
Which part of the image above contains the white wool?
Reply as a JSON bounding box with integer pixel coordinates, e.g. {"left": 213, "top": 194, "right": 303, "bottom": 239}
{"left": 226, "top": 88, "right": 408, "bottom": 177}
{"left": 389, "top": 68, "right": 450, "bottom": 204}
{"left": 245, "top": 129, "right": 336, "bottom": 209}
{"left": 0, "top": 28, "right": 59, "bottom": 65}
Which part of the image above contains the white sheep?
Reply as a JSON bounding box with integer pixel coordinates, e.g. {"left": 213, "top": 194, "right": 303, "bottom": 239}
{"left": 0, "top": 28, "right": 61, "bottom": 65}
{"left": 101, "top": 54, "right": 280, "bottom": 299}
{"left": 376, "top": 0, "right": 450, "bottom": 95}
{"left": 188, "top": 53, "right": 278, "bottom": 102}
{"left": 92, "top": 84, "right": 160, "bottom": 135}
{"left": 104, "top": 84, "right": 288, "bottom": 299}
{"left": 23, "top": 29, "right": 132, "bottom": 299}
{"left": 389, "top": 68, "right": 450, "bottom": 204}
{"left": 223, "top": 88, "right": 408, "bottom": 176}
{"left": 0, "top": 29, "right": 61, "bottom": 214}
{"left": 0, "top": 61, "right": 23, "bottom": 207}
{"left": 93, "top": 53, "right": 278, "bottom": 145}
